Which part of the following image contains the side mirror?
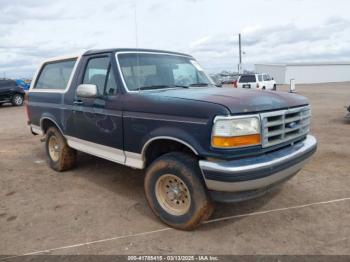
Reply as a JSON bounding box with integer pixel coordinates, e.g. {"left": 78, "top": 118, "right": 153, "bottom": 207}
{"left": 76, "top": 84, "right": 99, "bottom": 98}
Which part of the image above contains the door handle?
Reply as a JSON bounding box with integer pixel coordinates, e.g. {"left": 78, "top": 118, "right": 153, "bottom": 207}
{"left": 73, "top": 100, "right": 83, "bottom": 105}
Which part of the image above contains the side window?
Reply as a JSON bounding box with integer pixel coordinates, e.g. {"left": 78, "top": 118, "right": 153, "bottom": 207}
{"left": 35, "top": 59, "right": 77, "bottom": 90}
{"left": 263, "top": 74, "right": 269, "bottom": 81}
{"left": 83, "top": 57, "right": 110, "bottom": 95}
{"left": 0, "top": 81, "right": 14, "bottom": 88}
{"left": 258, "top": 75, "right": 263, "bottom": 81}
{"left": 105, "top": 67, "right": 117, "bottom": 95}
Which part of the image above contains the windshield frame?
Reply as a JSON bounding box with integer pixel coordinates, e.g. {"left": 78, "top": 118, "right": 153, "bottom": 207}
{"left": 114, "top": 51, "right": 214, "bottom": 93}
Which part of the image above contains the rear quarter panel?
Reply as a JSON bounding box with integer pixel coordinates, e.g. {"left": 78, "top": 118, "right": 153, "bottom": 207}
{"left": 27, "top": 55, "right": 80, "bottom": 135}
{"left": 28, "top": 92, "right": 66, "bottom": 132}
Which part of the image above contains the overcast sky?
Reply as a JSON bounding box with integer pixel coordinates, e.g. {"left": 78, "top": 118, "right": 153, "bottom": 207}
{"left": 1, "top": 0, "right": 350, "bottom": 78}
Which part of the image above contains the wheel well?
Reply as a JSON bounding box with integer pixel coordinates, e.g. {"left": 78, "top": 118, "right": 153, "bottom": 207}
{"left": 143, "top": 139, "right": 198, "bottom": 167}
{"left": 41, "top": 118, "right": 61, "bottom": 134}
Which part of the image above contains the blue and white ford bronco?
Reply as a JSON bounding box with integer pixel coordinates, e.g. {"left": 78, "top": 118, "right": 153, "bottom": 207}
{"left": 27, "top": 48, "right": 317, "bottom": 230}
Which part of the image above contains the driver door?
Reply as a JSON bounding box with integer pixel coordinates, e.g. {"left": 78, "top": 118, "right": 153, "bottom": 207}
{"left": 70, "top": 54, "right": 124, "bottom": 164}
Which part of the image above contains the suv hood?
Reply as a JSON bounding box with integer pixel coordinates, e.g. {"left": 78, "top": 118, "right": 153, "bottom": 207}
{"left": 149, "top": 87, "right": 309, "bottom": 114}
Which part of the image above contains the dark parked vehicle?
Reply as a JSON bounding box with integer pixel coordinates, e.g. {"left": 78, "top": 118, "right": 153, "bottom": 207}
{"left": 27, "top": 48, "right": 317, "bottom": 230}
{"left": 0, "top": 79, "right": 25, "bottom": 106}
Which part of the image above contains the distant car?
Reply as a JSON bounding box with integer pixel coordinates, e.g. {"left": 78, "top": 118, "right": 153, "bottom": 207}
{"left": 0, "top": 79, "right": 25, "bottom": 106}
{"left": 16, "top": 79, "right": 31, "bottom": 91}
{"left": 346, "top": 104, "right": 350, "bottom": 118}
{"left": 237, "top": 73, "right": 276, "bottom": 90}
{"left": 209, "top": 75, "right": 222, "bottom": 87}
{"left": 221, "top": 75, "right": 239, "bottom": 85}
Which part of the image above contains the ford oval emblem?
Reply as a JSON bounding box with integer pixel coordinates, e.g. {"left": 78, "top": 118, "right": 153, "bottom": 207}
{"left": 287, "top": 121, "right": 298, "bottom": 129}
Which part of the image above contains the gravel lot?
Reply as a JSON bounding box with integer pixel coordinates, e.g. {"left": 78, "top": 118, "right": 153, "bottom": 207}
{"left": 1, "top": 82, "right": 350, "bottom": 257}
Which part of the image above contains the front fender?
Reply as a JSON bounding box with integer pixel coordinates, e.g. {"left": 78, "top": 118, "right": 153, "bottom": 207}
{"left": 123, "top": 114, "right": 213, "bottom": 157}
{"left": 140, "top": 126, "right": 203, "bottom": 156}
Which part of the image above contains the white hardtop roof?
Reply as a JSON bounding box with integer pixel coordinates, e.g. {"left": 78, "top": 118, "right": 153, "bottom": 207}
{"left": 41, "top": 53, "right": 82, "bottom": 63}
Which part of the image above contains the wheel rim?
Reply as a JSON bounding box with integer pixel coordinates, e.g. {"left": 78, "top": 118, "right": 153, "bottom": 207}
{"left": 48, "top": 135, "right": 60, "bottom": 162}
{"left": 155, "top": 174, "right": 191, "bottom": 216}
{"left": 14, "top": 95, "right": 22, "bottom": 105}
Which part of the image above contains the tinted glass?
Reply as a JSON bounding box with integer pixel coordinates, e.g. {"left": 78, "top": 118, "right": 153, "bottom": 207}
{"left": 105, "top": 67, "right": 117, "bottom": 95}
{"left": 35, "top": 59, "right": 76, "bottom": 89}
{"left": 258, "top": 75, "right": 263, "bottom": 81}
{"left": 263, "top": 74, "right": 269, "bottom": 81}
{"left": 118, "top": 53, "right": 212, "bottom": 91}
{"left": 0, "top": 80, "right": 16, "bottom": 88}
{"left": 239, "top": 75, "right": 256, "bottom": 83}
{"left": 83, "top": 57, "right": 110, "bottom": 95}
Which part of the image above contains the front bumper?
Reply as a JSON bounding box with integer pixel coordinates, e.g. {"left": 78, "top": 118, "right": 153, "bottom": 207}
{"left": 199, "top": 135, "right": 317, "bottom": 201}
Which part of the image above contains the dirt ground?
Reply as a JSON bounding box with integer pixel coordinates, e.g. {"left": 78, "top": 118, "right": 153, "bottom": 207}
{"left": 0, "top": 82, "right": 350, "bottom": 257}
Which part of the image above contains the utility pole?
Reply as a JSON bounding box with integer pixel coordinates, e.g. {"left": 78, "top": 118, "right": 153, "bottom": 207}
{"left": 238, "top": 33, "right": 243, "bottom": 74}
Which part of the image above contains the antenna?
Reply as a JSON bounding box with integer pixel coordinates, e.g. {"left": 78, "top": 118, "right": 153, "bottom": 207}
{"left": 238, "top": 33, "right": 242, "bottom": 74}
{"left": 134, "top": 1, "right": 141, "bottom": 92}
{"left": 134, "top": 1, "right": 139, "bottom": 49}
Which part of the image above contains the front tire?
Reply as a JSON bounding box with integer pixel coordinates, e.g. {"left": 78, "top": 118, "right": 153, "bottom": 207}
{"left": 11, "top": 94, "right": 24, "bottom": 106}
{"left": 144, "top": 152, "right": 214, "bottom": 230}
{"left": 45, "top": 127, "right": 77, "bottom": 172}
{"left": 273, "top": 84, "right": 277, "bottom": 91}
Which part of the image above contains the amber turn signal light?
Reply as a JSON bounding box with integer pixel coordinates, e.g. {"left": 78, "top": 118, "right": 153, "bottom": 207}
{"left": 212, "top": 134, "right": 261, "bottom": 148}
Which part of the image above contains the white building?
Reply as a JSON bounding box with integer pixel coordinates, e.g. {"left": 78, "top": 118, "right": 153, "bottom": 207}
{"left": 255, "top": 63, "right": 350, "bottom": 84}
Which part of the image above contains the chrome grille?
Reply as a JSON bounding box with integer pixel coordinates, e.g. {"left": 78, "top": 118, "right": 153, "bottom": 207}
{"left": 261, "top": 106, "right": 311, "bottom": 148}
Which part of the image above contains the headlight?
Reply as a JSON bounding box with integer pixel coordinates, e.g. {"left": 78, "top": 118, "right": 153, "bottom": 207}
{"left": 212, "top": 116, "right": 261, "bottom": 148}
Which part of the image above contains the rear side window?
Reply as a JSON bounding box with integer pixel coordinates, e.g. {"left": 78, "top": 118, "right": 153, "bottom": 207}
{"left": 258, "top": 75, "right": 263, "bottom": 81}
{"left": 239, "top": 75, "right": 256, "bottom": 83}
{"left": 35, "top": 59, "right": 77, "bottom": 90}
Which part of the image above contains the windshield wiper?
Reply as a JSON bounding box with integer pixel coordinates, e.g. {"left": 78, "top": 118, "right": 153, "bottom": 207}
{"left": 139, "top": 85, "right": 169, "bottom": 90}
{"left": 138, "top": 85, "right": 189, "bottom": 90}
{"left": 174, "top": 85, "right": 190, "bottom": 88}
{"left": 189, "top": 83, "right": 209, "bottom": 87}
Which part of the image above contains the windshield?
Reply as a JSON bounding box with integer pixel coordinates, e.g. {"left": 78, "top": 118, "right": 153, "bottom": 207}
{"left": 117, "top": 53, "right": 213, "bottom": 91}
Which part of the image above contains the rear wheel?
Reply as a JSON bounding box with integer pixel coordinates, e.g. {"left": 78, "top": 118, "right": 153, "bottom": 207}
{"left": 45, "top": 127, "right": 77, "bottom": 172}
{"left": 11, "top": 94, "right": 23, "bottom": 106}
{"left": 144, "top": 152, "right": 214, "bottom": 230}
{"left": 273, "top": 84, "right": 277, "bottom": 91}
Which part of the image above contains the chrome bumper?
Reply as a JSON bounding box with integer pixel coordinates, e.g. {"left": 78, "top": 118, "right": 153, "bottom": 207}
{"left": 199, "top": 135, "right": 317, "bottom": 193}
